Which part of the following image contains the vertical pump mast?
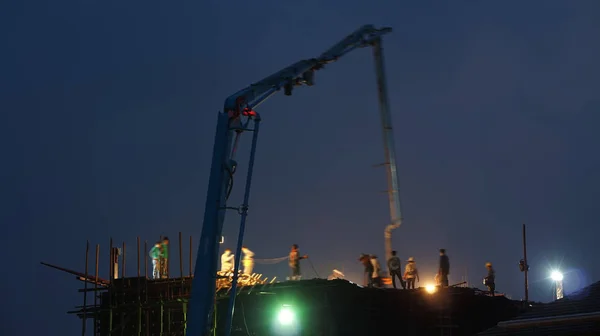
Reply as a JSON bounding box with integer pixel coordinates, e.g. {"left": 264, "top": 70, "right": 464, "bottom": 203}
{"left": 372, "top": 39, "right": 404, "bottom": 261}
{"left": 187, "top": 24, "right": 400, "bottom": 336}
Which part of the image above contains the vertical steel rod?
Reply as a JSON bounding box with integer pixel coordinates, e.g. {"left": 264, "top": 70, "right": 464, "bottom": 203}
{"left": 137, "top": 237, "right": 140, "bottom": 278}
{"left": 189, "top": 235, "right": 193, "bottom": 277}
{"left": 82, "top": 240, "right": 89, "bottom": 336}
{"left": 144, "top": 240, "right": 148, "bottom": 278}
{"left": 523, "top": 223, "right": 529, "bottom": 303}
{"left": 122, "top": 241, "right": 126, "bottom": 278}
{"left": 109, "top": 238, "right": 113, "bottom": 282}
{"left": 94, "top": 244, "right": 99, "bottom": 336}
{"left": 179, "top": 232, "right": 183, "bottom": 278}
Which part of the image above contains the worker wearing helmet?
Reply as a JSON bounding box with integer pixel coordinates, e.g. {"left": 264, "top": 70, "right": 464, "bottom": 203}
{"left": 404, "top": 257, "right": 420, "bottom": 289}
{"left": 483, "top": 262, "right": 496, "bottom": 296}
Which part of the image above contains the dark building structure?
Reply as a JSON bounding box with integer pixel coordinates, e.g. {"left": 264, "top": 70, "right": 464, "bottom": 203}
{"left": 42, "top": 235, "right": 524, "bottom": 336}
{"left": 479, "top": 280, "right": 600, "bottom": 336}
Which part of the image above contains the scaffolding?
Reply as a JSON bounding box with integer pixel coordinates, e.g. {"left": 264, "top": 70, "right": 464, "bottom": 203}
{"left": 41, "top": 232, "right": 278, "bottom": 336}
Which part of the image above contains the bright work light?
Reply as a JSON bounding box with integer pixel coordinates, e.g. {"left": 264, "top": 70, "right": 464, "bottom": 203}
{"left": 277, "top": 306, "right": 295, "bottom": 325}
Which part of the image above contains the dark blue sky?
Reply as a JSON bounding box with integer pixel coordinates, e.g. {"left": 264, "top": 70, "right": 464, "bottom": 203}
{"left": 3, "top": 1, "right": 600, "bottom": 335}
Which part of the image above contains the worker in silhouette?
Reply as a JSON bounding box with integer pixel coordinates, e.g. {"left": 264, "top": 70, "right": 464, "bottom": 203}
{"left": 370, "top": 255, "right": 383, "bottom": 287}
{"left": 289, "top": 244, "right": 308, "bottom": 280}
{"left": 359, "top": 253, "right": 374, "bottom": 287}
{"left": 483, "top": 262, "right": 496, "bottom": 296}
{"left": 149, "top": 242, "right": 163, "bottom": 279}
{"left": 387, "top": 251, "right": 405, "bottom": 289}
{"left": 438, "top": 248, "right": 450, "bottom": 287}
{"left": 220, "top": 248, "right": 235, "bottom": 273}
{"left": 160, "top": 237, "right": 170, "bottom": 279}
{"left": 241, "top": 246, "right": 254, "bottom": 275}
{"left": 404, "top": 257, "right": 420, "bottom": 289}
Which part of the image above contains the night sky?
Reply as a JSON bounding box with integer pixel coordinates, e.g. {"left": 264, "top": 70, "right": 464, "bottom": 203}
{"left": 3, "top": 1, "right": 600, "bottom": 335}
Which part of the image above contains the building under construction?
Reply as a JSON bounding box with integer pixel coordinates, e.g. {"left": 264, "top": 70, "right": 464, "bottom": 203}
{"left": 42, "top": 233, "right": 524, "bottom": 336}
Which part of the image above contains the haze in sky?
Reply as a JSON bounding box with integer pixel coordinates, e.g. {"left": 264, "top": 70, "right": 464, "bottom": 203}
{"left": 2, "top": 1, "right": 600, "bottom": 335}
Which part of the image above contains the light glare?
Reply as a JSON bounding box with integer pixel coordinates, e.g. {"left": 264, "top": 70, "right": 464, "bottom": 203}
{"left": 277, "top": 307, "right": 295, "bottom": 325}
{"left": 550, "top": 270, "right": 563, "bottom": 281}
{"left": 425, "top": 284, "right": 437, "bottom": 294}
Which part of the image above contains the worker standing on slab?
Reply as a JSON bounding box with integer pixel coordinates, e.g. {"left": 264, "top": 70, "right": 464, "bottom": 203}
{"left": 241, "top": 246, "right": 254, "bottom": 275}
{"left": 387, "top": 250, "right": 405, "bottom": 289}
{"left": 220, "top": 249, "right": 235, "bottom": 273}
{"left": 370, "top": 255, "right": 383, "bottom": 288}
{"left": 160, "top": 237, "right": 170, "bottom": 279}
{"left": 288, "top": 244, "right": 308, "bottom": 280}
{"left": 438, "top": 248, "right": 450, "bottom": 287}
{"left": 404, "top": 257, "right": 419, "bottom": 289}
{"left": 483, "top": 262, "right": 496, "bottom": 296}
{"left": 359, "top": 254, "right": 374, "bottom": 287}
{"left": 149, "top": 242, "right": 163, "bottom": 279}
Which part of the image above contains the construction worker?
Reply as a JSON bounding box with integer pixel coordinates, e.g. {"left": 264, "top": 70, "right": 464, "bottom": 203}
{"left": 160, "top": 237, "right": 170, "bottom": 279}
{"left": 438, "top": 248, "right": 450, "bottom": 287}
{"left": 370, "top": 255, "right": 383, "bottom": 288}
{"left": 387, "top": 250, "right": 405, "bottom": 289}
{"left": 483, "top": 262, "right": 496, "bottom": 296}
{"left": 359, "top": 253, "right": 374, "bottom": 287}
{"left": 404, "top": 257, "right": 420, "bottom": 289}
{"left": 241, "top": 246, "right": 254, "bottom": 275}
{"left": 149, "top": 242, "right": 162, "bottom": 279}
{"left": 220, "top": 249, "right": 235, "bottom": 273}
{"left": 289, "top": 244, "right": 308, "bottom": 280}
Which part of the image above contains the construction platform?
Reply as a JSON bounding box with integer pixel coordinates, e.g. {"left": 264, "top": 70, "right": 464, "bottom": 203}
{"left": 64, "top": 276, "right": 522, "bottom": 336}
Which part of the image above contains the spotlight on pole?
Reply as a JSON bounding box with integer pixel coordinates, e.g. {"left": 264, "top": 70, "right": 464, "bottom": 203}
{"left": 550, "top": 270, "right": 564, "bottom": 300}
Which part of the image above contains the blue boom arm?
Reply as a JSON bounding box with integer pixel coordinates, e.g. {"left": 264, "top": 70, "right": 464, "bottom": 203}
{"left": 187, "top": 24, "right": 392, "bottom": 336}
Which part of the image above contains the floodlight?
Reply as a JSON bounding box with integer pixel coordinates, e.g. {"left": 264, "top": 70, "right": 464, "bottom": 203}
{"left": 550, "top": 271, "right": 563, "bottom": 282}
{"left": 277, "top": 306, "right": 295, "bottom": 325}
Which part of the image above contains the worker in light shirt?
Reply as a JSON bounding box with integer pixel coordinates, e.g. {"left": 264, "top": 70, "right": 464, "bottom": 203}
{"left": 404, "top": 257, "right": 420, "bottom": 289}
{"left": 220, "top": 249, "right": 235, "bottom": 273}
{"left": 241, "top": 246, "right": 255, "bottom": 275}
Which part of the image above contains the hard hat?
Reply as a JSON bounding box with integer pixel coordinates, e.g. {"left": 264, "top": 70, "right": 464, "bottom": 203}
{"left": 485, "top": 262, "right": 492, "bottom": 267}
{"left": 407, "top": 257, "right": 415, "bottom": 262}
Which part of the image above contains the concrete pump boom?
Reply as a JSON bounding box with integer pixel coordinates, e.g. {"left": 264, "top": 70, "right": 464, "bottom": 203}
{"left": 186, "top": 24, "right": 403, "bottom": 336}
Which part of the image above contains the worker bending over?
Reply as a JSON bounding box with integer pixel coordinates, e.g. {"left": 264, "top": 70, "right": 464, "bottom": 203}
{"left": 359, "top": 254, "right": 374, "bottom": 287}
{"left": 387, "top": 250, "right": 405, "bottom": 289}
{"left": 241, "top": 246, "right": 254, "bottom": 275}
{"left": 149, "top": 242, "right": 163, "bottom": 279}
{"left": 220, "top": 249, "right": 235, "bottom": 273}
{"left": 438, "top": 248, "right": 450, "bottom": 287}
{"left": 288, "top": 244, "right": 308, "bottom": 280}
{"left": 404, "top": 257, "right": 419, "bottom": 289}
{"left": 483, "top": 262, "right": 496, "bottom": 296}
{"left": 370, "top": 255, "right": 383, "bottom": 288}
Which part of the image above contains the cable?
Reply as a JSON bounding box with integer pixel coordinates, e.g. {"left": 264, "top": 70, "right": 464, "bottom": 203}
{"left": 307, "top": 257, "right": 320, "bottom": 278}
{"left": 254, "top": 256, "right": 288, "bottom": 264}
{"left": 225, "top": 165, "right": 235, "bottom": 201}
{"left": 241, "top": 300, "right": 251, "bottom": 336}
